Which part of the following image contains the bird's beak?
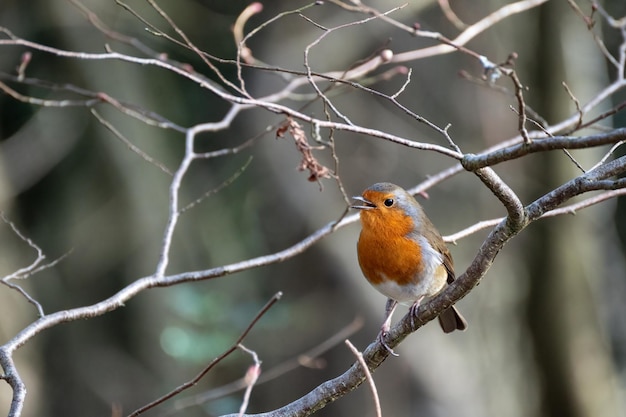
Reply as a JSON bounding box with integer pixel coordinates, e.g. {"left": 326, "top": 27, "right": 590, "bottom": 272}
{"left": 351, "top": 196, "right": 376, "bottom": 210}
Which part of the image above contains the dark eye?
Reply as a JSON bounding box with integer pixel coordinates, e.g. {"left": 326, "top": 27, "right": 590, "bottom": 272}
{"left": 383, "top": 198, "right": 394, "bottom": 207}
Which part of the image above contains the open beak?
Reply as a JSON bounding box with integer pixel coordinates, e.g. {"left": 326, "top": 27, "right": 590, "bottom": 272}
{"left": 351, "top": 196, "right": 376, "bottom": 210}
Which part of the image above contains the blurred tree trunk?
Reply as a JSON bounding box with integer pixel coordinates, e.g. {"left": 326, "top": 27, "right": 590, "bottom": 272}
{"left": 524, "top": 2, "right": 621, "bottom": 417}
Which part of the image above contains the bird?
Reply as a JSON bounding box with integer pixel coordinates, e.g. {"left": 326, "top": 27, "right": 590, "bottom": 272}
{"left": 352, "top": 182, "right": 467, "bottom": 354}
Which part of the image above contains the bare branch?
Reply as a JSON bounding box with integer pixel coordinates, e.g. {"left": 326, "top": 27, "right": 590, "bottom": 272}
{"left": 0, "top": 28, "right": 463, "bottom": 159}
{"left": 0, "top": 281, "right": 43, "bottom": 318}
{"left": 232, "top": 2, "right": 264, "bottom": 65}
{"left": 445, "top": 188, "right": 626, "bottom": 243}
{"left": 390, "top": 67, "right": 412, "bottom": 99}
{"left": 540, "top": 188, "right": 626, "bottom": 217}
{"left": 344, "top": 340, "right": 381, "bottom": 417}
{"left": 180, "top": 156, "right": 252, "bottom": 213}
{"left": 171, "top": 317, "right": 363, "bottom": 412}
{"left": 0, "top": 352, "right": 25, "bottom": 417}
{"left": 438, "top": 0, "right": 468, "bottom": 30}
{"left": 126, "top": 292, "right": 282, "bottom": 417}
{"left": 0, "top": 213, "right": 70, "bottom": 317}
{"left": 1, "top": 2, "right": 625, "bottom": 416}
{"left": 526, "top": 155, "right": 626, "bottom": 221}
{"left": 235, "top": 2, "right": 319, "bottom": 95}
{"left": 562, "top": 81, "right": 584, "bottom": 130}
{"left": 472, "top": 168, "right": 525, "bottom": 228}
{"left": 236, "top": 345, "right": 262, "bottom": 417}
{"left": 0, "top": 79, "right": 99, "bottom": 107}
{"left": 90, "top": 109, "right": 174, "bottom": 175}
{"left": 1, "top": 213, "right": 45, "bottom": 279}
{"left": 391, "top": 0, "right": 550, "bottom": 62}
{"left": 143, "top": 0, "right": 241, "bottom": 94}
{"left": 219, "top": 158, "right": 626, "bottom": 417}
{"left": 566, "top": 0, "right": 621, "bottom": 69}
{"left": 444, "top": 218, "right": 503, "bottom": 244}
{"left": 462, "top": 128, "right": 626, "bottom": 170}
{"left": 15, "top": 52, "right": 31, "bottom": 81}
{"left": 508, "top": 69, "right": 531, "bottom": 144}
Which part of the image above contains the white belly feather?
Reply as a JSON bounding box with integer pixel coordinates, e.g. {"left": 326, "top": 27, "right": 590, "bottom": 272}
{"left": 372, "top": 236, "right": 447, "bottom": 304}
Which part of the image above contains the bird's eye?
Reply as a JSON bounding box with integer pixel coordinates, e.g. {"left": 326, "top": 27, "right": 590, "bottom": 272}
{"left": 383, "top": 198, "right": 394, "bottom": 207}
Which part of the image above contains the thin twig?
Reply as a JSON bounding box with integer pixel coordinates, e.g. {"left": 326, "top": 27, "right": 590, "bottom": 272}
{"left": 0, "top": 79, "right": 99, "bottom": 107}
{"left": 152, "top": 105, "right": 243, "bottom": 280}
{"left": 16, "top": 52, "right": 31, "bottom": 81}
{"left": 566, "top": 0, "right": 621, "bottom": 69}
{"left": 590, "top": 140, "right": 626, "bottom": 171}
{"left": 508, "top": 70, "right": 531, "bottom": 144}
{"left": 126, "top": 292, "right": 282, "bottom": 417}
{"left": 438, "top": 0, "right": 467, "bottom": 29}
{"left": 235, "top": 2, "right": 319, "bottom": 95}
{"left": 444, "top": 188, "right": 626, "bottom": 243}
{"left": 390, "top": 67, "right": 412, "bottom": 99}
{"left": 143, "top": 0, "right": 241, "bottom": 94}
{"left": 344, "top": 340, "right": 382, "bottom": 417}
{"left": 391, "top": 0, "right": 550, "bottom": 62}
{"left": 0, "top": 72, "right": 185, "bottom": 131}
{"left": 0, "top": 213, "right": 51, "bottom": 317}
{"left": 573, "top": 100, "right": 626, "bottom": 132}
{"left": 1, "top": 213, "right": 45, "bottom": 278}
{"left": 0, "top": 281, "right": 44, "bottom": 318}
{"left": 180, "top": 157, "right": 252, "bottom": 213}
{"left": 237, "top": 345, "right": 262, "bottom": 417}
{"left": 91, "top": 109, "right": 174, "bottom": 175}
{"left": 0, "top": 28, "right": 466, "bottom": 159}
{"left": 301, "top": 5, "right": 405, "bottom": 126}
{"left": 169, "top": 317, "right": 364, "bottom": 413}
{"left": 222, "top": 163, "right": 626, "bottom": 417}
{"left": 562, "top": 81, "right": 584, "bottom": 130}
{"left": 195, "top": 126, "right": 271, "bottom": 160}
{"left": 232, "top": 2, "right": 263, "bottom": 66}
{"left": 444, "top": 218, "right": 503, "bottom": 244}
{"left": 461, "top": 69, "right": 549, "bottom": 127}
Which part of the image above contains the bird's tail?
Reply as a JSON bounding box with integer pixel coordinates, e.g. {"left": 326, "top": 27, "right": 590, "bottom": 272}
{"left": 438, "top": 305, "right": 468, "bottom": 333}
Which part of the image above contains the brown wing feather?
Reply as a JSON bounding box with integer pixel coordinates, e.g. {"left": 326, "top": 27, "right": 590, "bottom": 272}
{"left": 419, "top": 216, "right": 467, "bottom": 332}
{"left": 441, "top": 247, "right": 455, "bottom": 284}
{"left": 419, "top": 217, "right": 455, "bottom": 283}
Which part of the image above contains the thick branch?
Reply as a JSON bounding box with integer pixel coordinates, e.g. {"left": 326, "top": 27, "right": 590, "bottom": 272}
{"left": 472, "top": 168, "right": 526, "bottom": 228}
{"left": 462, "top": 128, "right": 626, "bottom": 170}
{"left": 218, "top": 155, "right": 626, "bottom": 417}
{"left": 526, "top": 155, "right": 626, "bottom": 220}
{"left": 390, "top": 0, "right": 550, "bottom": 62}
{"left": 0, "top": 353, "right": 25, "bottom": 417}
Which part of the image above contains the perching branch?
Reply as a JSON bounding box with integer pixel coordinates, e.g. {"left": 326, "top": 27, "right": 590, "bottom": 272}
{"left": 219, "top": 155, "right": 626, "bottom": 417}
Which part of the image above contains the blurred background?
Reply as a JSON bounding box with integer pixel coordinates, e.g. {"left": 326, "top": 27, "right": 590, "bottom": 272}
{"left": 1, "top": 0, "right": 626, "bottom": 416}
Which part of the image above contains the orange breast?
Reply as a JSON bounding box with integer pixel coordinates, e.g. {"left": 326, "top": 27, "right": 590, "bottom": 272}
{"left": 357, "top": 208, "right": 423, "bottom": 287}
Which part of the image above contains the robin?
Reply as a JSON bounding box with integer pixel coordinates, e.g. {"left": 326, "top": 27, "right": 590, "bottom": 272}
{"left": 352, "top": 182, "right": 467, "bottom": 354}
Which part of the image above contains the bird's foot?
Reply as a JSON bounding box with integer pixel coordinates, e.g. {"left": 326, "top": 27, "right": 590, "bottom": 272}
{"left": 409, "top": 297, "right": 424, "bottom": 331}
{"left": 378, "top": 330, "right": 399, "bottom": 357}
{"left": 409, "top": 305, "right": 417, "bottom": 330}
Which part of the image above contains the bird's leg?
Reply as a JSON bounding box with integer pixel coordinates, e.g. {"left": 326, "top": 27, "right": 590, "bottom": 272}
{"left": 379, "top": 298, "right": 399, "bottom": 356}
{"left": 409, "top": 296, "right": 425, "bottom": 331}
